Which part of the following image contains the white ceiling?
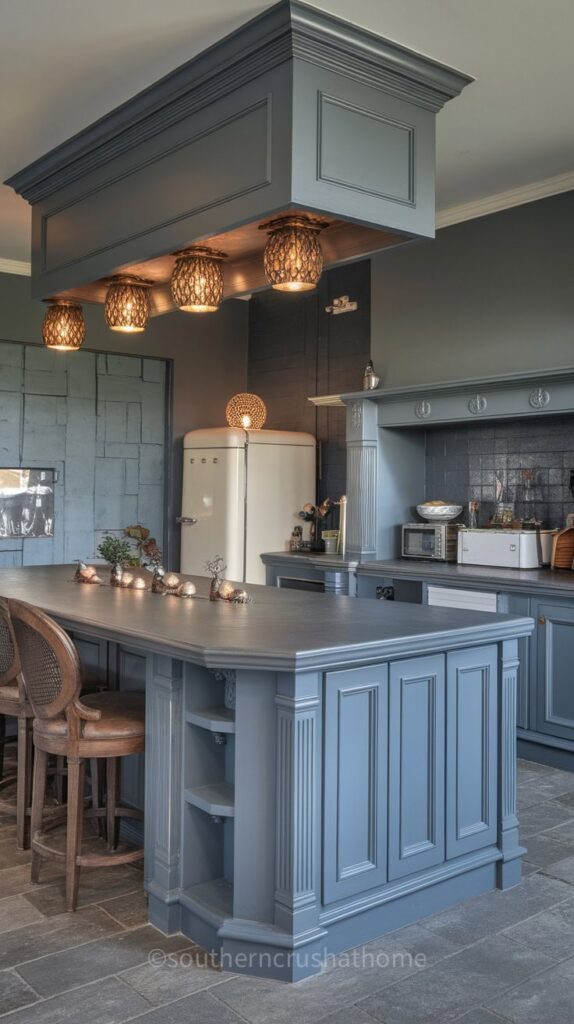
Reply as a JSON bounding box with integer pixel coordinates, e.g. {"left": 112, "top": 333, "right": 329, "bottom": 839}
{"left": 1, "top": 0, "right": 573, "bottom": 265}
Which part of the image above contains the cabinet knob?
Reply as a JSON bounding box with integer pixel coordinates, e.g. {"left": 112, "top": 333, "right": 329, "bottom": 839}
{"left": 538, "top": 616, "right": 546, "bottom": 625}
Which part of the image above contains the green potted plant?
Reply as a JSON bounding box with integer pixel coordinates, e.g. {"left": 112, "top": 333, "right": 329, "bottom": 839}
{"left": 97, "top": 535, "right": 135, "bottom": 586}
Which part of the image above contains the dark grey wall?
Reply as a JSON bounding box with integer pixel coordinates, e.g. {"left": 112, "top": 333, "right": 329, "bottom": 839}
{"left": 371, "top": 191, "right": 574, "bottom": 386}
{"left": 0, "top": 273, "right": 249, "bottom": 567}
{"left": 248, "top": 259, "right": 371, "bottom": 504}
{"left": 425, "top": 415, "right": 574, "bottom": 530}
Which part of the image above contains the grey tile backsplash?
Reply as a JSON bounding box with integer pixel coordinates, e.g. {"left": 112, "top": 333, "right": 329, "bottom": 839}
{"left": 425, "top": 415, "right": 574, "bottom": 528}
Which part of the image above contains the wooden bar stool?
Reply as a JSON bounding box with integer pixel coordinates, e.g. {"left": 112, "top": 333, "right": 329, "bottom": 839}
{"left": 0, "top": 598, "right": 33, "bottom": 850}
{"left": 9, "top": 599, "right": 145, "bottom": 911}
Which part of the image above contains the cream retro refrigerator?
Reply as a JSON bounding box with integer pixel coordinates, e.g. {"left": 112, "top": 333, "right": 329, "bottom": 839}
{"left": 180, "top": 427, "right": 316, "bottom": 584}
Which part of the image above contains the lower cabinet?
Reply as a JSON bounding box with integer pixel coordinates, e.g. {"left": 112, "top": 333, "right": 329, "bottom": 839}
{"left": 388, "top": 655, "right": 445, "bottom": 879}
{"left": 446, "top": 646, "right": 498, "bottom": 858}
{"left": 323, "top": 646, "right": 500, "bottom": 904}
{"left": 323, "top": 664, "right": 388, "bottom": 904}
{"left": 533, "top": 600, "right": 574, "bottom": 743}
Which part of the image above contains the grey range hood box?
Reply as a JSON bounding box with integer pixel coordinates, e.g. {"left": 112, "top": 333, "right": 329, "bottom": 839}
{"left": 7, "top": 0, "right": 473, "bottom": 303}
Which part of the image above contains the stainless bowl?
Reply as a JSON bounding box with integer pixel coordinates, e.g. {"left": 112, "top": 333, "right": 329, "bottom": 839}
{"left": 416, "top": 503, "right": 463, "bottom": 522}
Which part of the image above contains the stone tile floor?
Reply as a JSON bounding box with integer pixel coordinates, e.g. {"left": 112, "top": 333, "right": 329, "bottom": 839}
{"left": 2, "top": 753, "right": 574, "bottom": 1022}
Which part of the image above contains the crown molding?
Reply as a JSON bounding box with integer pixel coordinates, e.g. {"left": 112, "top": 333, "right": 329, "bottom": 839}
{"left": 0, "top": 257, "right": 31, "bottom": 277}
{"left": 436, "top": 170, "right": 574, "bottom": 229}
{"left": 5, "top": 0, "right": 472, "bottom": 204}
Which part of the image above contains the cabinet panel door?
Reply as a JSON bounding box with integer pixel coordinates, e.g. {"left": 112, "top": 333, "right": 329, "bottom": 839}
{"left": 69, "top": 631, "right": 108, "bottom": 690}
{"left": 114, "top": 645, "right": 149, "bottom": 812}
{"left": 388, "top": 655, "right": 445, "bottom": 880}
{"left": 323, "top": 664, "right": 388, "bottom": 904}
{"left": 446, "top": 646, "right": 498, "bottom": 859}
{"left": 535, "top": 602, "right": 574, "bottom": 741}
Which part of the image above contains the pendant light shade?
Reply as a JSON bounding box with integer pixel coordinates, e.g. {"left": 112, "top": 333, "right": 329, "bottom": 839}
{"left": 42, "top": 301, "right": 85, "bottom": 351}
{"left": 225, "top": 393, "right": 267, "bottom": 430}
{"left": 170, "top": 246, "right": 226, "bottom": 313}
{"left": 104, "top": 276, "right": 152, "bottom": 333}
{"left": 260, "top": 215, "right": 327, "bottom": 292}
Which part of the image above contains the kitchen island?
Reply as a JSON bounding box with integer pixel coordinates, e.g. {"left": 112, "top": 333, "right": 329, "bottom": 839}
{"left": 0, "top": 565, "right": 533, "bottom": 980}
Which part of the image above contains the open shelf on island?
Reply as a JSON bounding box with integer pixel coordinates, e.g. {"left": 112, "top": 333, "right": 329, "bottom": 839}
{"left": 180, "top": 877, "right": 234, "bottom": 924}
{"left": 186, "top": 707, "right": 236, "bottom": 734}
{"left": 185, "top": 783, "right": 235, "bottom": 817}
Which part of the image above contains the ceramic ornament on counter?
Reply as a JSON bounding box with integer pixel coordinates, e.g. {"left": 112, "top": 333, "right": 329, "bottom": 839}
{"left": 131, "top": 577, "right": 147, "bottom": 590}
{"left": 218, "top": 580, "right": 236, "bottom": 601}
{"left": 179, "top": 580, "right": 196, "bottom": 598}
{"left": 163, "top": 572, "right": 181, "bottom": 595}
{"left": 74, "top": 562, "right": 102, "bottom": 584}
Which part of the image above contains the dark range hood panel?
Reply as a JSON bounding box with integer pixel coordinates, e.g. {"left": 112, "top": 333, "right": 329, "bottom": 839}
{"left": 6, "top": 0, "right": 473, "bottom": 306}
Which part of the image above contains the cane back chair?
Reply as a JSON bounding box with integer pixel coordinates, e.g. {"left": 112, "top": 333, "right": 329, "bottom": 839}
{"left": 10, "top": 598, "right": 145, "bottom": 910}
{"left": 0, "top": 598, "right": 33, "bottom": 849}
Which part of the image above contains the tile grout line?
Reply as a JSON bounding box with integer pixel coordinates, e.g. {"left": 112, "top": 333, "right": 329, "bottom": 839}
{"left": 0, "top": 918, "right": 132, "bottom": 971}
{"left": 8, "top": 940, "right": 225, "bottom": 1008}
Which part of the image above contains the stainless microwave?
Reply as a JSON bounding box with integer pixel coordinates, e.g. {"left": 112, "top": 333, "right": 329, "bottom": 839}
{"left": 401, "top": 522, "right": 459, "bottom": 561}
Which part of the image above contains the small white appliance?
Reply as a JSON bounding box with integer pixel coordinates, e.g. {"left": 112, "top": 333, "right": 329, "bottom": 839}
{"left": 457, "top": 528, "right": 556, "bottom": 569}
{"left": 180, "top": 427, "right": 316, "bottom": 584}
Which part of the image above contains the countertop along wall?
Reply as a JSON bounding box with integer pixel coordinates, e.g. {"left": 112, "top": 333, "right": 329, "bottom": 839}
{"left": 0, "top": 273, "right": 248, "bottom": 567}
{"left": 370, "top": 191, "right": 574, "bottom": 386}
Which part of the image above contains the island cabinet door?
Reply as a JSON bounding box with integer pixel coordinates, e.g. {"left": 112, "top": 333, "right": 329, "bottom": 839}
{"left": 533, "top": 601, "right": 574, "bottom": 742}
{"left": 446, "top": 646, "right": 498, "bottom": 859}
{"left": 388, "top": 655, "right": 445, "bottom": 880}
{"left": 323, "top": 664, "right": 389, "bottom": 904}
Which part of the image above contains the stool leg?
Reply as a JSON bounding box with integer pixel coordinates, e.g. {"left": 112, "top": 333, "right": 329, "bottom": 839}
{"left": 89, "top": 758, "right": 105, "bottom": 839}
{"left": 30, "top": 748, "right": 48, "bottom": 883}
{"left": 55, "top": 755, "right": 66, "bottom": 805}
{"left": 66, "top": 757, "right": 85, "bottom": 912}
{"left": 0, "top": 714, "right": 5, "bottom": 780}
{"left": 106, "top": 757, "right": 120, "bottom": 851}
{"left": 16, "top": 718, "right": 33, "bottom": 851}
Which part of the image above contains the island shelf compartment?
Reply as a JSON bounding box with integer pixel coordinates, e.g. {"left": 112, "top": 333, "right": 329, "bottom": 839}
{"left": 181, "top": 667, "right": 235, "bottom": 923}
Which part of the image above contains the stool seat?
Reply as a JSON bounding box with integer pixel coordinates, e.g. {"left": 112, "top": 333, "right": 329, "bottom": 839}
{"left": 34, "top": 693, "right": 145, "bottom": 742}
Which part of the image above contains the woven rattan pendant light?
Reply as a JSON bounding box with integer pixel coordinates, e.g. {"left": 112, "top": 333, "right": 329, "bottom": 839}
{"left": 170, "top": 246, "right": 226, "bottom": 313}
{"left": 42, "top": 301, "right": 86, "bottom": 351}
{"left": 260, "top": 215, "right": 327, "bottom": 292}
{"left": 104, "top": 276, "right": 152, "bottom": 333}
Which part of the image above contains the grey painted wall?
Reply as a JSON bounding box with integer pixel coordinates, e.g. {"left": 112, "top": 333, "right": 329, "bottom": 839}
{"left": 0, "top": 342, "right": 167, "bottom": 567}
{"left": 248, "top": 259, "right": 371, "bottom": 504}
{"left": 371, "top": 191, "right": 574, "bottom": 387}
{"left": 0, "top": 273, "right": 249, "bottom": 568}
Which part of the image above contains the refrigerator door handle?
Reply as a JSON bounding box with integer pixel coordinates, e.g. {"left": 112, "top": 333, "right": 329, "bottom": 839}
{"left": 177, "top": 516, "right": 198, "bottom": 525}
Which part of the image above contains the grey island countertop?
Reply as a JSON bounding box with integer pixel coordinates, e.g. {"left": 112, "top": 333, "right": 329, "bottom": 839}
{"left": 0, "top": 564, "right": 532, "bottom": 672}
{"left": 359, "top": 558, "right": 574, "bottom": 597}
